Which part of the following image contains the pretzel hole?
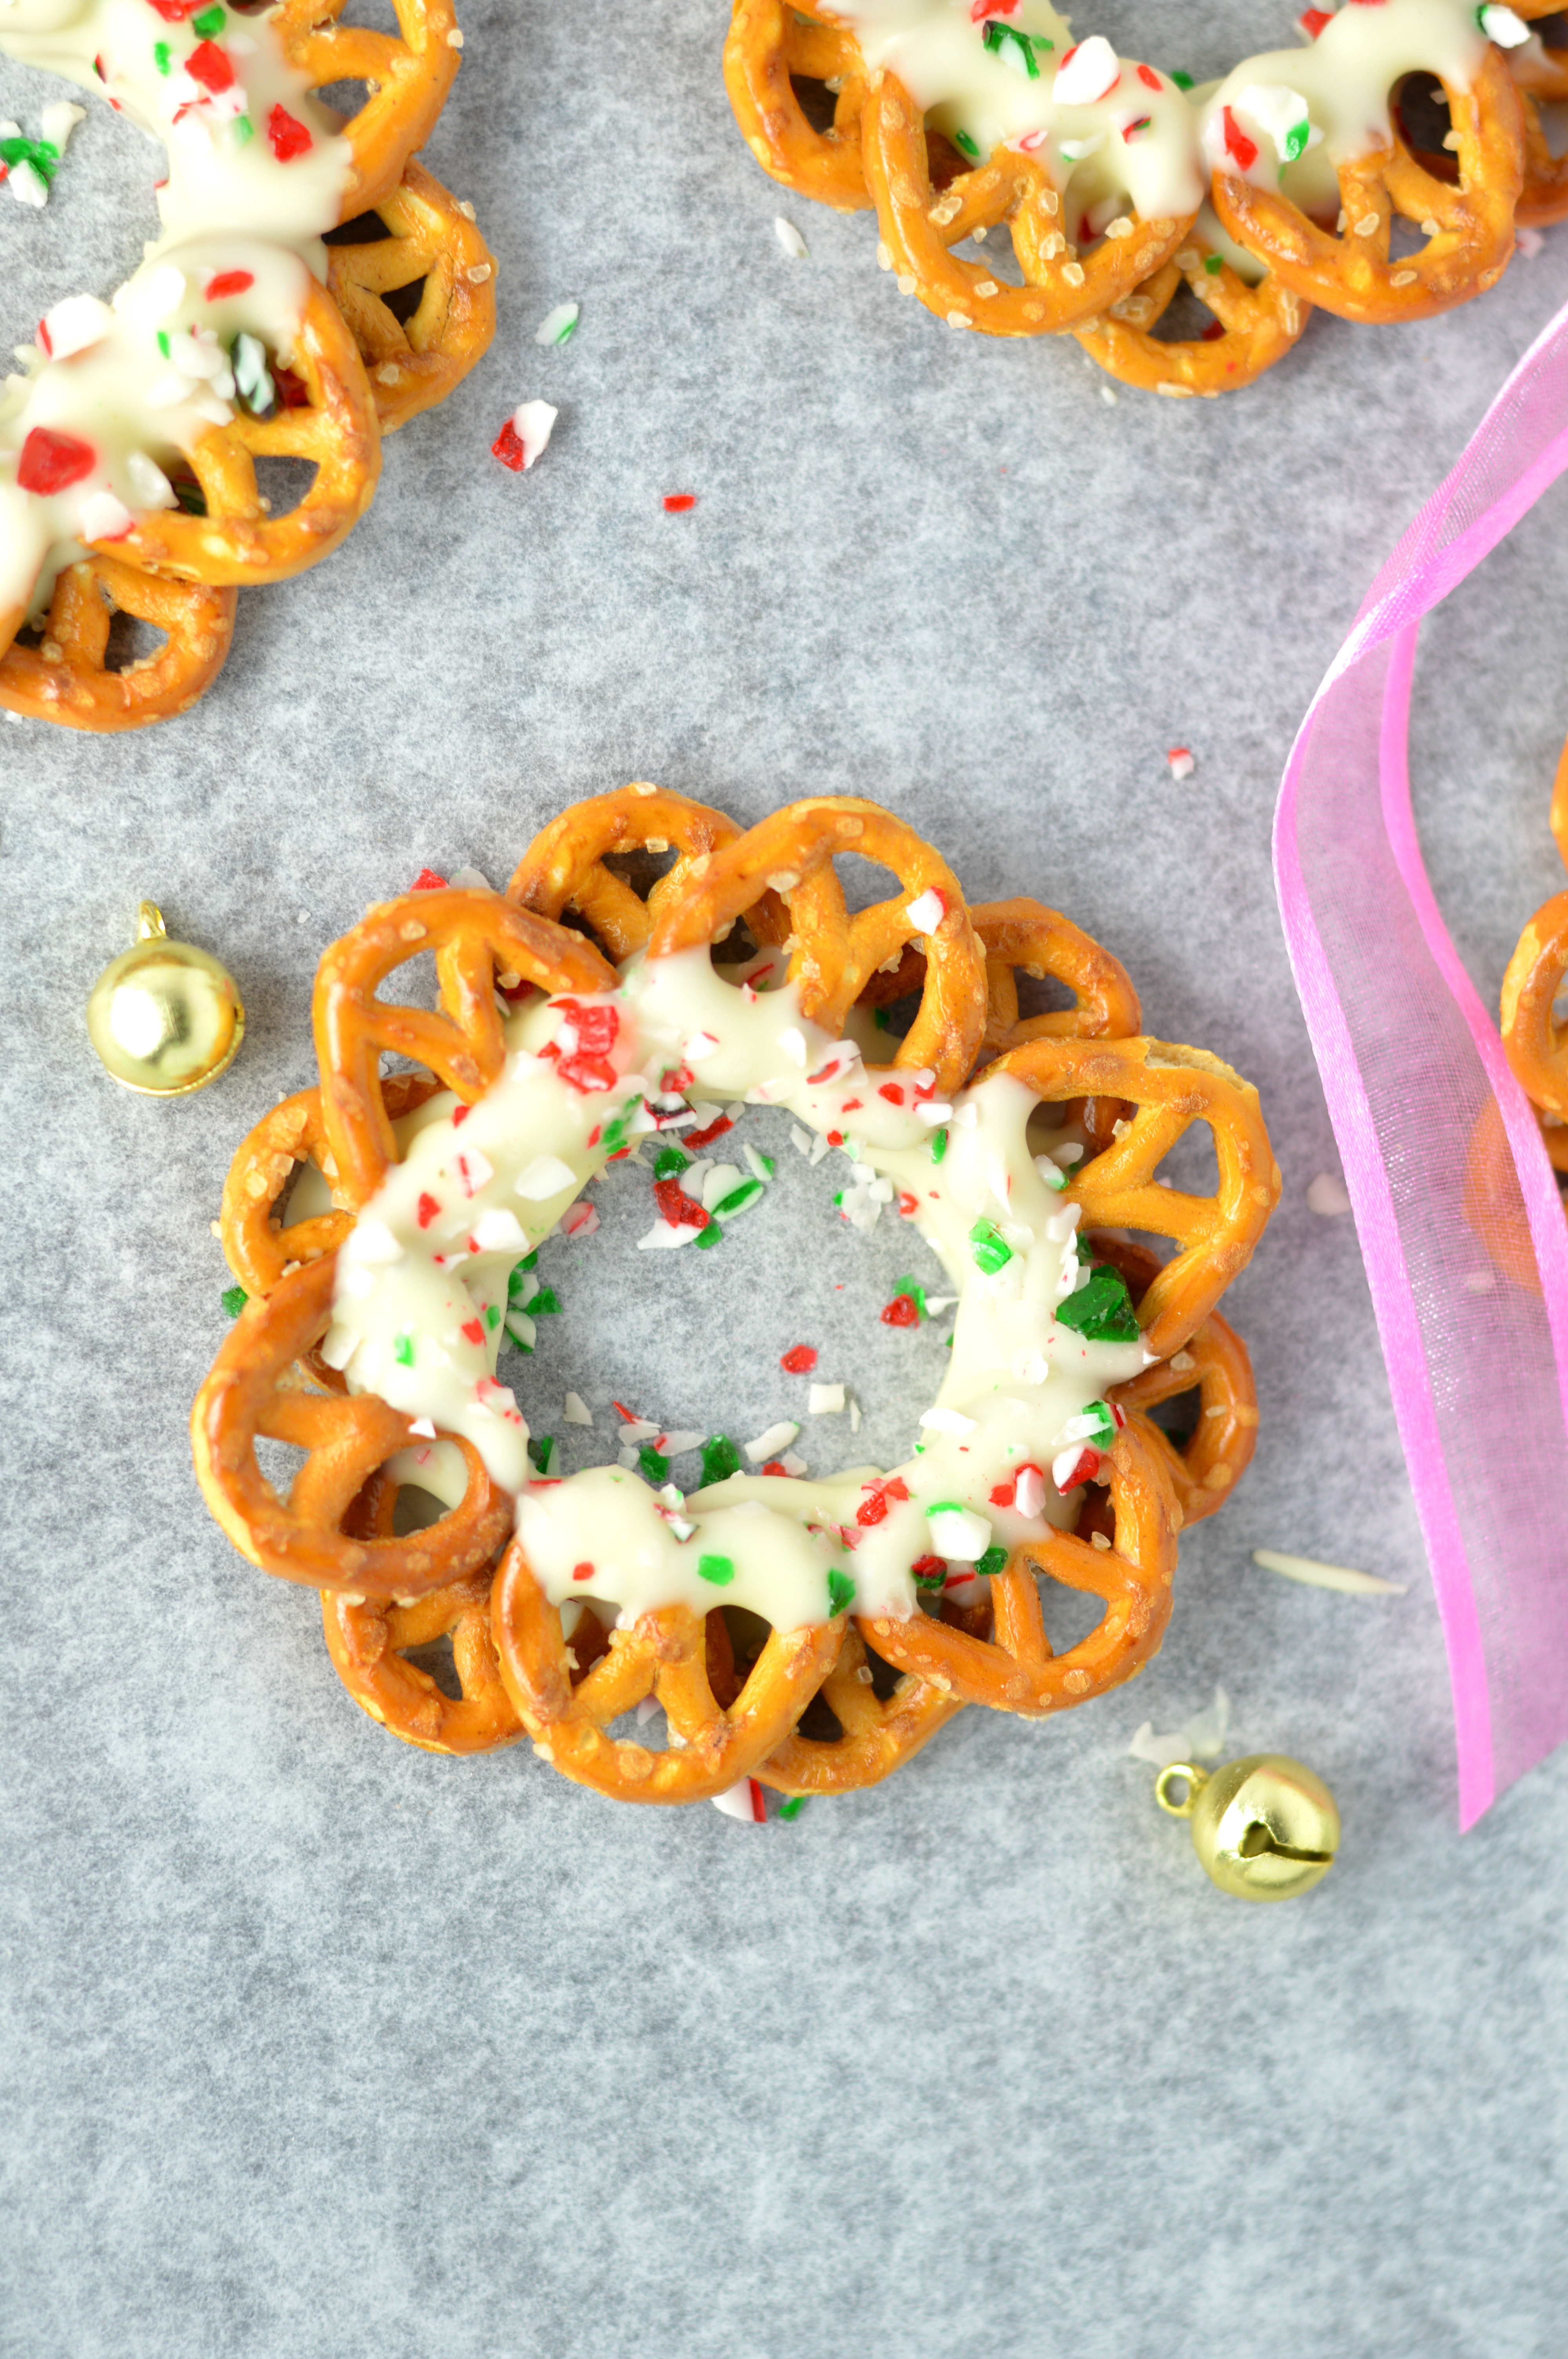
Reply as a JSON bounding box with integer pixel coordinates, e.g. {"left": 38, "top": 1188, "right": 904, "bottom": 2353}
{"left": 373, "top": 946, "right": 440, "bottom": 1010}
{"left": 1146, "top": 1383, "right": 1200, "bottom": 1450}
{"left": 790, "top": 75, "right": 838, "bottom": 134}
{"left": 794, "top": 1685, "right": 846, "bottom": 1742}
{"left": 1034, "top": 1566, "right": 1109, "bottom": 1653}
{"left": 401, "top": 1631, "right": 463, "bottom": 1699}
{"left": 1011, "top": 970, "right": 1080, "bottom": 1022}
{"left": 833, "top": 854, "right": 907, "bottom": 917}
{"left": 281, "top": 1158, "right": 333, "bottom": 1225}
{"left": 1148, "top": 283, "right": 1223, "bottom": 345}
{"left": 324, "top": 210, "right": 395, "bottom": 249}
{"left": 390, "top": 1482, "right": 447, "bottom": 1536}
{"left": 313, "top": 78, "right": 375, "bottom": 122}
{"left": 1386, "top": 212, "right": 1430, "bottom": 262}
{"left": 1394, "top": 73, "right": 1455, "bottom": 173}
{"left": 254, "top": 1434, "right": 310, "bottom": 1500}
{"left": 252, "top": 454, "right": 321, "bottom": 523}
{"left": 102, "top": 606, "right": 170, "bottom": 675}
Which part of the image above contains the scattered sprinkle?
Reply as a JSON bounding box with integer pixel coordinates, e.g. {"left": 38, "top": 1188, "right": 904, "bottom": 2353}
{"left": 774, "top": 216, "right": 808, "bottom": 258}
{"left": 492, "top": 399, "right": 558, "bottom": 473}
{"left": 663, "top": 493, "right": 697, "bottom": 513}
{"left": 1253, "top": 1548, "right": 1407, "bottom": 1596}
{"left": 221, "top": 1284, "right": 247, "bottom": 1318}
{"left": 777, "top": 1796, "right": 808, "bottom": 1821}
{"left": 1167, "top": 747, "right": 1195, "bottom": 782}
{"left": 535, "top": 301, "right": 580, "bottom": 346}
{"left": 780, "top": 1345, "right": 818, "bottom": 1374}
{"left": 563, "top": 1391, "right": 592, "bottom": 1427}
{"left": 711, "top": 1776, "right": 767, "bottom": 1823}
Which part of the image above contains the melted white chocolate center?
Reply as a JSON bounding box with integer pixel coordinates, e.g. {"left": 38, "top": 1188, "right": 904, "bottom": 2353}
{"left": 324, "top": 938, "right": 1156, "bottom": 1634}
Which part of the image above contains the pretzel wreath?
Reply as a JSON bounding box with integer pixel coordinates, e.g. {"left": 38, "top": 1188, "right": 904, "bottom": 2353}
{"left": 193, "top": 788, "right": 1277, "bottom": 1809}
{"left": 722, "top": 0, "right": 1546, "bottom": 396}
{"left": 1, "top": 0, "right": 492, "bottom": 732}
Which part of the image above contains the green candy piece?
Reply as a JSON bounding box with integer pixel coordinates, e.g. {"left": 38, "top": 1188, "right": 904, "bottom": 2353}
{"left": 713, "top": 1179, "right": 763, "bottom": 1219}
{"left": 638, "top": 1444, "right": 670, "bottom": 1483}
{"left": 528, "top": 1436, "right": 557, "bottom": 1478}
{"left": 220, "top": 1284, "right": 247, "bottom": 1319}
{"left": 826, "top": 1568, "right": 855, "bottom": 1618}
{"left": 975, "top": 1545, "right": 1008, "bottom": 1579}
{"left": 701, "top": 1434, "right": 742, "bottom": 1485}
{"left": 695, "top": 1222, "right": 724, "bottom": 1250}
{"left": 232, "top": 113, "right": 254, "bottom": 145}
{"left": 1054, "top": 1263, "right": 1141, "bottom": 1344}
{"left": 192, "top": 4, "right": 226, "bottom": 31}
{"left": 154, "top": 40, "right": 172, "bottom": 73}
{"left": 930, "top": 1126, "right": 948, "bottom": 1165}
{"left": 697, "top": 1553, "right": 735, "bottom": 1587}
{"left": 955, "top": 129, "right": 980, "bottom": 159}
{"left": 891, "top": 1274, "right": 927, "bottom": 1320}
{"left": 777, "top": 1796, "right": 808, "bottom": 1821}
{"left": 653, "top": 1145, "right": 690, "bottom": 1180}
{"left": 531, "top": 1286, "right": 561, "bottom": 1316}
{"left": 969, "top": 1217, "right": 1013, "bottom": 1276}
{"left": 1171, "top": 69, "right": 1194, "bottom": 90}
{"left": 485, "top": 1303, "right": 501, "bottom": 1331}
{"left": 393, "top": 1333, "right": 415, "bottom": 1367}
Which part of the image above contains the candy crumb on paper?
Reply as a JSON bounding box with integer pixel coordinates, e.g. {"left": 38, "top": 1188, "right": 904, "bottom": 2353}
{"left": 492, "top": 401, "right": 557, "bottom": 473}
{"left": 534, "top": 301, "right": 579, "bottom": 346}
{"left": 1253, "top": 1548, "right": 1406, "bottom": 1596}
{"left": 1167, "top": 747, "right": 1196, "bottom": 782}
{"left": 1306, "top": 1171, "right": 1352, "bottom": 1216}
{"left": 774, "top": 216, "right": 808, "bottom": 258}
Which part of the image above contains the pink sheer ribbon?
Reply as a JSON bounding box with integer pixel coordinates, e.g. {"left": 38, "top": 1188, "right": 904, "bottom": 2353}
{"left": 1275, "top": 298, "right": 1568, "bottom": 1825}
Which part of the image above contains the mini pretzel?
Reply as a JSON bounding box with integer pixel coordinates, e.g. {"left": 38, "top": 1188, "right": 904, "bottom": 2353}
{"left": 861, "top": 73, "right": 1192, "bottom": 336}
{"left": 1500, "top": 885, "right": 1568, "bottom": 1121}
{"left": 1211, "top": 48, "right": 1522, "bottom": 324}
{"left": 986, "top": 1034, "right": 1281, "bottom": 1359}
{"left": 0, "top": 558, "right": 235, "bottom": 734}
{"left": 192, "top": 1256, "right": 513, "bottom": 1595}
{"left": 860, "top": 1419, "right": 1179, "bottom": 1717}
{"left": 969, "top": 897, "right": 1142, "bottom": 1057}
{"left": 103, "top": 280, "right": 381, "bottom": 589}
{"left": 321, "top": 1469, "right": 521, "bottom": 1753}
{"left": 1090, "top": 1236, "right": 1259, "bottom": 1528}
{"left": 220, "top": 1072, "right": 437, "bottom": 1301}
{"left": 312, "top": 889, "right": 619, "bottom": 1208}
{"left": 1075, "top": 239, "right": 1310, "bottom": 399}
{"left": 491, "top": 1539, "right": 843, "bottom": 1804}
{"left": 327, "top": 161, "right": 497, "bottom": 434}
{"left": 508, "top": 784, "right": 780, "bottom": 963}
{"left": 757, "top": 1622, "right": 964, "bottom": 1796}
{"left": 723, "top": 0, "right": 873, "bottom": 212}
{"left": 648, "top": 796, "right": 987, "bottom": 1091}
{"left": 275, "top": 0, "right": 462, "bottom": 221}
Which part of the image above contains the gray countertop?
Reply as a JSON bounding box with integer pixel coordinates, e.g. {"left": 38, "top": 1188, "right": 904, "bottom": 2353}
{"left": 3, "top": 5, "right": 1566, "bottom": 2354}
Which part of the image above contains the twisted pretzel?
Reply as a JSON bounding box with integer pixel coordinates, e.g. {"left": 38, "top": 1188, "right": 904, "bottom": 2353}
{"left": 1211, "top": 48, "right": 1522, "bottom": 324}
{"left": 648, "top": 796, "right": 987, "bottom": 1092}
{"left": 1091, "top": 1237, "right": 1258, "bottom": 1528}
{"left": 275, "top": 0, "right": 462, "bottom": 221}
{"left": 1500, "top": 885, "right": 1568, "bottom": 1123}
{"left": 987, "top": 1034, "right": 1280, "bottom": 1360}
{"left": 861, "top": 73, "right": 1192, "bottom": 336}
{"left": 191, "top": 1256, "right": 513, "bottom": 1595}
{"left": 312, "top": 889, "right": 618, "bottom": 1209}
{"left": 0, "top": 558, "right": 235, "bottom": 733}
{"left": 1508, "top": 14, "right": 1568, "bottom": 225}
{"left": 1074, "top": 238, "right": 1310, "bottom": 399}
{"left": 327, "top": 160, "right": 496, "bottom": 434}
{"left": 220, "top": 1072, "right": 437, "bottom": 1301}
{"left": 492, "top": 1541, "right": 843, "bottom": 1804}
{"left": 757, "top": 1621, "right": 964, "bottom": 1795}
{"left": 103, "top": 279, "right": 381, "bottom": 589}
{"left": 508, "top": 784, "right": 778, "bottom": 963}
{"left": 970, "top": 897, "right": 1142, "bottom": 1058}
{"left": 321, "top": 1468, "right": 521, "bottom": 1752}
{"left": 722, "top": 0, "right": 873, "bottom": 212}
{"left": 860, "top": 1419, "right": 1179, "bottom": 1717}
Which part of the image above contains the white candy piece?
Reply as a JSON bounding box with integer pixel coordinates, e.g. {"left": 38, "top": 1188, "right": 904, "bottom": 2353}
{"left": 77, "top": 490, "right": 133, "bottom": 542}
{"left": 1230, "top": 82, "right": 1322, "bottom": 163}
{"left": 515, "top": 1154, "right": 577, "bottom": 1200}
{"left": 904, "top": 888, "right": 946, "bottom": 936}
{"left": 471, "top": 1207, "right": 529, "bottom": 1254}
{"left": 40, "top": 101, "right": 86, "bottom": 152}
{"left": 41, "top": 293, "right": 114, "bottom": 361}
{"left": 808, "top": 1383, "right": 846, "bottom": 1414}
{"left": 926, "top": 1503, "right": 992, "bottom": 1561}
{"left": 774, "top": 215, "right": 808, "bottom": 257}
{"left": 534, "top": 302, "right": 579, "bottom": 346}
{"left": 711, "top": 1777, "right": 766, "bottom": 1822}
{"left": 1053, "top": 35, "right": 1120, "bottom": 106}
{"left": 508, "top": 399, "right": 559, "bottom": 469}
{"left": 919, "top": 1406, "right": 976, "bottom": 1436}
{"left": 349, "top": 1218, "right": 406, "bottom": 1264}
{"left": 744, "top": 1421, "right": 800, "bottom": 1463}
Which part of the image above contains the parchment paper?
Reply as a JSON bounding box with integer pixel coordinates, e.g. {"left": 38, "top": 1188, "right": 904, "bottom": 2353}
{"left": 3, "top": 4, "right": 1567, "bottom": 2354}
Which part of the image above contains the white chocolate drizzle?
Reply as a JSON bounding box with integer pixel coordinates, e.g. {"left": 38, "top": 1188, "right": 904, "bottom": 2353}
{"left": 1, "top": 0, "right": 352, "bottom": 615}
{"left": 324, "top": 940, "right": 1158, "bottom": 1636}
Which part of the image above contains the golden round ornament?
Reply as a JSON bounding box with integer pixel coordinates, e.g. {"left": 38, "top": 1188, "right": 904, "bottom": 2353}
{"left": 86, "top": 902, "right": 244, "bottom": 1096}
{"left": 1155, "top": 1753, "right": 1340, "bottom": 1901}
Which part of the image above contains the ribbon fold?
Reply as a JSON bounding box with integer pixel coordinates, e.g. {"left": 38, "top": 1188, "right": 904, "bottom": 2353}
{"left": 1275, "top": 297, "right": 1568, "bottom": 1825}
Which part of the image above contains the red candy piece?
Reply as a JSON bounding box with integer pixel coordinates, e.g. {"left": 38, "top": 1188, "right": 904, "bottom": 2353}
{"left": 411, "top": 867, "right": 448, "bottom": 891}
{"left": 148, "top": 0, "right": 203, "bottom": 16}
{"left": 556, "top": 1053, "right": 618, "bottom": 1095}
{"left": 461, "top": 1319, "right": 485, "bottom": 1347}
{"left": 653, "top": 1178, "right": 708, "bottom": 1230}
{"left": 1137, "top": 62, "right": 1161, "bottom": 89}
{"left": 990, "top": 1479, "right": 1015, "bottom": 1507}
{"left": 205, "top": 269, "right": 255, "bottom": 301}
{"left": 780, "top": 1345, "right": 818, "bottom": 1374}
{"left": 880, "top": 1292, "right": 919, "bottom": 1328}
{"left": 662, "top": 493, "right": 697, "bottom": 513}
{"left": 557, "top": 1000, "right": 619, "bottom": 1056}
{"left": 572, "top": 1562, "right": 595, "bottom": 1582}
{"left": 16, "top": 427, "right": 96, "bottom": 497}
{"left": 492, "top": 418, "right": 526, "bottom": 472}
{"left": 911, "top": 1554, "right": 946, "bottom": 1581}
{"left": 268, "top": 104, "right": 313, "bottom": 161}
{"left": 761, "top": 1459, "right": 788, "bottom": 1477}
{"left": 186, "top": 38, "right": 235, "bottom": 92}
{"left": 1221, "top": 106, "right": 1258, "bottom": 172}
{"left": 1299, "top": 7, "right": 1334, "bottom": 31}
{"left": 878, "top": 1083, "right": 904, "bottom": 1105}
{"left": 1057, "top": 1448, "right": 1101, "bottom": 1494}
{"left": 684, "top": 1114, "right": 733, "bottom": 1151}
{"left": 416, "top": 1192, "right": 440, "bottom": 1229}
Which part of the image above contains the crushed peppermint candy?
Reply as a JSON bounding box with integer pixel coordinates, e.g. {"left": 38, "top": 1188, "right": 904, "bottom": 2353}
{"left": 559, "top": 1201, "right": 600, "bottom": 1239}
{"left": 663, "top": 493, "right": 697, "bottom": 513}
{"left": 1127, "top": 1685, "right": 1232, "bottom": 1768}
{"left": 808, "top": 1383, "right": 846, "bottom": 1414}
{"left": 711, "top": 1776, "right": 767, "bottom": 1822}
{"left": 1167, "top": 747, "right": 1196, "bottom": 781}
{"left": 563, "top": 1392, "right": 593, "bottom": 1426}
{"left": 774, "top": 216, "right": 808, "bottom": 258}
{"left": 535, "top": 301, "right": 580, "bottom": 346}
{"left": 744, "top": 1420, "right": 800, "bottom": 1463}
{"left": 1053, "top": 35, "right": 1120, "bottom": 105}
{"left": 780, "top": 1345, "right": 818, "bottom": 1373}
{"left": 1252, "top": 1548, "right": 1406, "bottom": 1595}
{"left": 1229, "top": 82, "right": 1321, "bottom": 165}
{"left": 1477, "top": 4, "right": 1531, "bottom": 44}
{"left": 492, "top": 400, "right": 558, "bottom": 472}
{"left": 926, "top": 1502, "right": 992, "bottom": 1561}
{"left": 904, "top": 887, "right": 947, "bottom": 936}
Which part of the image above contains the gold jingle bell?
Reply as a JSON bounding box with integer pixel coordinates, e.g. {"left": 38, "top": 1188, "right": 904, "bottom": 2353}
{"left": 86, "top": 902, "right": 244, "bottom": 1097}
{"left": 1156, "top": 1754, "right": 1340, "bottom": 1902}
